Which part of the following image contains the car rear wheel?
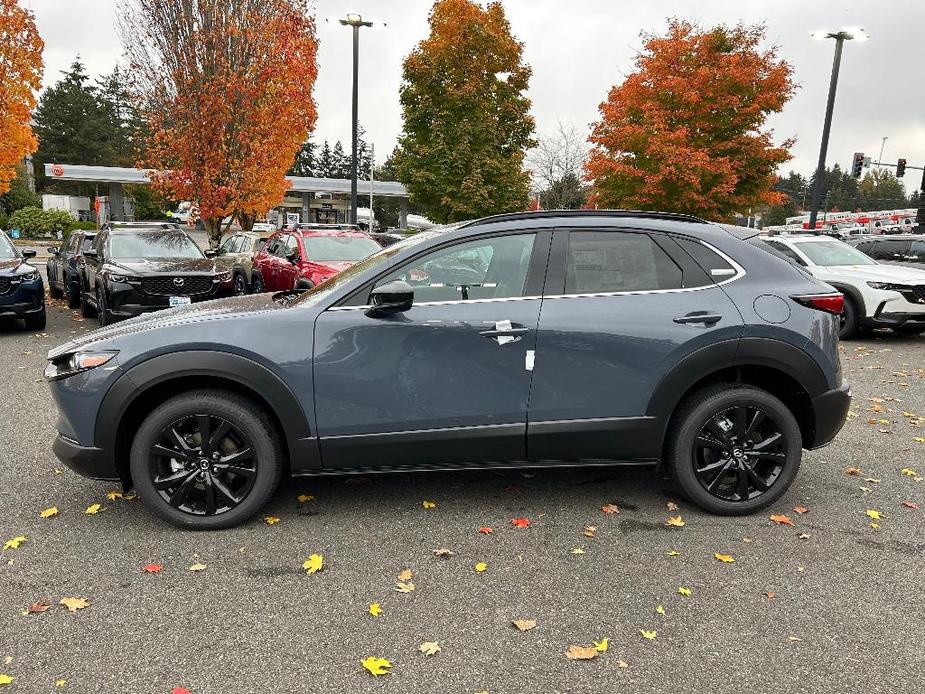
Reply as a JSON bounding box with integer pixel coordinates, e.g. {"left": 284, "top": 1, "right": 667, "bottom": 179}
{"left": 48, "top": 282, "right": 63, "bottom": 299}
{"left": 838, "top": 296, "right": 859, "bottom": 339}
{"left": 79, "top": 288, "right": 95, "bottom": 318}
{"left": 130, "top": 389, "right": 283, "bottom": 529}
{"left": 666, "top": 384, "right": 802, "bottom": 515}
{"left": 250, "top": 273, "right": 265, "bottom": 294}
{"left": 67, "top": 283, "right": 80, "bottom": 309}
{"left": 233, "top": 273, "right": 247, "bottom": 296}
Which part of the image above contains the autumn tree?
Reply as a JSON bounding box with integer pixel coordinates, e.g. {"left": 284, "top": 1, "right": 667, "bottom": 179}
{"left": 585, "top": 20, "right": 795, "bottom": 220}
{"left": 0, "top": 0, "right": 43, "bottom": 196}
{"left": 529, "top": 122, "right": 589, "bottom": 209}
{"left": 395, "top": 0, "right": 535, "bottom": 223}
{"left": 119, "top": 0, "right": 319, "bottom": 241}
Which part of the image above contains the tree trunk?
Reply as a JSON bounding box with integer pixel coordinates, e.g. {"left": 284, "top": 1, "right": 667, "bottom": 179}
{"left": 203, "top": 218, "right": 224, "bottom": 247}
{"left": 238, "top": 212, "right": 256, "bottom": 231}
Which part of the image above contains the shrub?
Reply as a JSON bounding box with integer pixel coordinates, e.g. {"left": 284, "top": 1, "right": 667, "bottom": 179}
{"left": 8, "top": 206, "right": 80, "bottom": 238}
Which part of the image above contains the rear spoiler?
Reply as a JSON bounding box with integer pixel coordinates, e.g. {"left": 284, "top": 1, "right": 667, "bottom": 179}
{"left": 718, "top": 223, "right": 761, "bottom": 241}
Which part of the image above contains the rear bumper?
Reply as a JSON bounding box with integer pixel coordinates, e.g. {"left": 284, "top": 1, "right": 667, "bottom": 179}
{"left": 807, "top": 383, "right": 851, "bottom": 449}
{"left": 52, "top": 433, "right": 119, "bottom": 481}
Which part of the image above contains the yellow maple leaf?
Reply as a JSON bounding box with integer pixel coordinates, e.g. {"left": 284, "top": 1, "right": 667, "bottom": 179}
{"left": 59, "top": 597, "right": 90, "bottom": 612}
{"left": 901, "top": 468, "right": 918, "bottom": 476}
{"left": 570, "top": 547, "right": 585, "bottom": 555}
{"left": 475, "top": 561, "right": 488, "bottom": 573}
{"left": 84, "top": 504, "right": 102, "bottom": 515}
{"left": 264, "top": 516, "right": 281, "bottom": 525}
{"left": 4, "top": 536, "right": 27, "bottom": 550}
{"left": 714, "top": 553, "right": 736, "bottom": 563}
{"left": 55, "top": 679, "right": 66, "bottom": 687}
{"left": 666, "top": 549, "right": 680, "bottom": 557}
{"left": 302, "top": 554, "right": 324, "bottom": 574}
{"left": 40, "top": 507, "right": 59, "bottom": 519}
{"left": 361, "top": 656, "right": 392, "bottom": 676}
{"left": 0, "top": 674, "right": 14, "bottom": 686}
{"left": 678, "top": 587, "right": 692, "bottom": 597}
{"left": 655, "top": 605, "right": 665, "bottom": 615}
{"left": 106, "top": 490, "right": 123, "bottom": 501}
{"left": 297, "top": 494, "right": 315, "bottom": 502}
{"left": 914, "top": 438, "right": 925, "bottom": 444}
{"left": 665, "top": 515, "right": 685, "bottom": 527}
{"left": 422, "top": 500, "right": 436, "bottom": 509}
{"left": 369, "top": 602, "right": 382, "bottom": 617}
{"left": 419, "top": 641, "right": 441, "bottom": 656}
{"left": 865, "top": 509, "right": 883, "bottom": 520}
{"left": 640, "top": 630, "right": 657, "bottom": 640}
{"left": 593, "top": 637, "right": 609, "bottom": 652}
{"left": 870, "top": 522, "right": 880, "bottom": 530}
{"left": 188, "top": 563, "right": 207, "bottom": 572}
{"left": 394, "top": 580, "right": 415, "bottom": 593}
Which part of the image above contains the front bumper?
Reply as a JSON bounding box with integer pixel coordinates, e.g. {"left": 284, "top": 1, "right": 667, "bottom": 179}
{"left": 0, "top": 279, "right": 45, "bottom": 318}
{"left": 52, "top": 432, "right": 119, "bottom": 481}
{"left": 808, "top": 383, "right": 851, "bottom": 449}
{"left": 108, "top": 283, "right": 219, "bottom": 317}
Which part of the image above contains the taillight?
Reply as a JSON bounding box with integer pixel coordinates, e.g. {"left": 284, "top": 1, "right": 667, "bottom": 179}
{"left": 791, "top": 293, "right": 844, "bottom": 315}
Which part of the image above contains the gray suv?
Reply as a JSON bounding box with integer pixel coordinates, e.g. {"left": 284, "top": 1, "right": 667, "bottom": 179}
{"left": 45, "top": 211, "right": 851, "bottom": 529}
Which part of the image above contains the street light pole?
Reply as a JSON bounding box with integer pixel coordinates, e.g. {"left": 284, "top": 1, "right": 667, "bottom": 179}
{"left": 340, "top": 13, "right": 372, "bottom": 225}
{"left": 807, "top": 28, "right": 867, "bottom": 233}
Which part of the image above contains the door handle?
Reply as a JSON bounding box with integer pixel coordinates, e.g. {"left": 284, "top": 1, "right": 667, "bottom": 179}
{"left": 674, "top": 312, "right": 722, "bottom": 325}
{"left": 479, "top": 327, "right": 529, "bottom": 338}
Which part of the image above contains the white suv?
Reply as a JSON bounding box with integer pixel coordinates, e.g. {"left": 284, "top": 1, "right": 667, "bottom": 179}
{"left": 761, "top": 235, "right": 925, "bottom": 338}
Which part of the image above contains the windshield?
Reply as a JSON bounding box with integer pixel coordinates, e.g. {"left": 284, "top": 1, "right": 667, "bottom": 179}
{"left": 291, "top": 231, "right": 442, "bottom": 308}
{"left": 304, "top": 235, "right": 381, "bottom": 262}
{"left": 794, "top": 240, "right": 878, "bottom": 266}
{"left": 108, "top": 231, "right": 203, "bottom": 260}
{"left": 0, "top": 233, "right": 16, "bottom": 259}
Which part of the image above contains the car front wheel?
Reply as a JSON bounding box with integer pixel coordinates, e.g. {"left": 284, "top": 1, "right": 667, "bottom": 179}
{"left": 233, "top": 273, "right": 247, "bottom": 295}
{"left": 130, "top": 389, "right": 283, "bottom": 529}
{"left": 665, "top": 384, "right": 802, "bottom": 515}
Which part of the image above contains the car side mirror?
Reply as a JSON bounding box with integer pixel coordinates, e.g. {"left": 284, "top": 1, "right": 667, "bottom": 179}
{"left": 47, "top": 246, "right": 59, "bottom": 255}
{"left": 83, "top": 248, "right": 98, "bottom": 258}
{"left": 287, "top": 250, "right": 300, "bottom": 263}
{"left": 367, "top": 280, "right": 414, "bottom": 317}
{"left": 204, "top": 249, "right": 218, "bottom": 258}
{"left": 21, "top": 249, "right": 36, "bottom": 259}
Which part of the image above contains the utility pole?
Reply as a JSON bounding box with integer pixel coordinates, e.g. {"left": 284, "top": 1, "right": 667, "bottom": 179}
{"left": 340, "top": 14, "right": 372, "bottom": 225}
{"left": 369, "top": 144, "right": 375, "bottom": 232}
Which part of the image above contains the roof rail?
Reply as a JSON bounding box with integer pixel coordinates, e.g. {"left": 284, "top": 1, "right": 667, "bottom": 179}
{"left": 460, "top": 209, "right": 708, "bottom": 228}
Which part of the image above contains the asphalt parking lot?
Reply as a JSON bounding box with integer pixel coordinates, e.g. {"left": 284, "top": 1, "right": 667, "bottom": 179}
{"left": 1, "top": 301, "right": 924, "bottom": 694}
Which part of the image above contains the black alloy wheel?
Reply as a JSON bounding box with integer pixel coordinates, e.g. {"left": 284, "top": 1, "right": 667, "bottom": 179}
{"left": 96, "top": 287, "right": 110, "bottom": 326}
{"left": 150, "top": 413, "right": 257, "bottom": 516}
{"left": 233, "top": 273, "right": 247, "bottom": 295}
{"left": 250, "top": 274, "right": 264, "bottom": 294}
{"left": 692, "top": 405, "right": 786, "bottom": 502}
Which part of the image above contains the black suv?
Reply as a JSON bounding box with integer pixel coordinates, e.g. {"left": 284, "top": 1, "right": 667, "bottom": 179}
{"left": 47, "top": 211, "right": 850, "bottom": 529}
{"left": 80, "top": 224, "right": 230, "bottom": 325}
{"left": 847, "top": 234, "right": 925, "bottom": 270}
{"left": 47, "top": 230, "right": 96, "bottom": 308}
{"left": 0, "top": 230, "right": 45, "bottom": 330}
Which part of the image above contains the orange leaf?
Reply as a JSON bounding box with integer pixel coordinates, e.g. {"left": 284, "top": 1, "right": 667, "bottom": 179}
{"left": 142, "top": 563, "right": 162, "bottom": 573}
{"left": 769, "top": 514, "right": 795, "bottom": 526}
{"left": 511, "top": 517, "right": 530, "bottom": 528}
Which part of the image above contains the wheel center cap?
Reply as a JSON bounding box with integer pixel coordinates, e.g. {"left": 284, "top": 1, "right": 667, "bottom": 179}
{"left": 732, "top": 449, "right": 744, "bottom": 459}
{"left": 198, "top": 459, "right": 209, "bottom": 470}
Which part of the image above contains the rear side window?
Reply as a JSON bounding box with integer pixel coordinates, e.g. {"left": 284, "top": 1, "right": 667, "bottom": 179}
{"left": 564, "top": 231, "right": 682, "bottom": 294}
{"left": 868, "top": 239, "right": 911, "bottom": 261}
{"left": 853, "top": 241, "right": 873, "bottom": 255}
{"left": 909, "top": 241, "right": 925, "bottom": 260}
{"left": 674, "top": 237, "right": 735, "bottom": 279}
{"left": 762, "top": 240, "right": 808, "bottom": 267}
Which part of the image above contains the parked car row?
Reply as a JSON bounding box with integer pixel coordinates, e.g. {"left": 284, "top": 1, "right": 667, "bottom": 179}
{"left": 0, "top": 230, "right": 45, "bottom": 330}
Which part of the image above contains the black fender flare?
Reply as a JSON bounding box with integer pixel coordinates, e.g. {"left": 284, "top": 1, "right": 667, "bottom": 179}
{"left": 96, "top": 350, "right": 319, "bottom": 476}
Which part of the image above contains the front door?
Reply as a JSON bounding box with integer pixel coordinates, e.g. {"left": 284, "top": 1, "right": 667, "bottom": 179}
{"left": 313, "top": 231, "right": 549, "bottom": 468}
{"left": 527, "top": 229, "right": 744, "bottom": 462}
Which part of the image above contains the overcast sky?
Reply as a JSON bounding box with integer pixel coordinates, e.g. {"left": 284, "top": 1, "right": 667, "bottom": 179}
{"left": 22, "top": 0, "right": 925, "bottom": 193}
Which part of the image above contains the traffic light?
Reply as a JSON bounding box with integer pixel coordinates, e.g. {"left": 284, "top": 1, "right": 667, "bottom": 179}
{"left": 896, "top": 158, "right": 907, "bottom": 178}
{"left": 852, "top": 152, "right": 865, "bottom": 178}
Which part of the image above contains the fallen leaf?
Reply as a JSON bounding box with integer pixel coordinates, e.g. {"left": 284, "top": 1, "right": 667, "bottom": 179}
{"left": 369, "top": 602, "right": 382, "bottom": 617}
{"left": 422, "top": 500, "right": 436, "bottom": 509}
{"left": 787, "top": 636, "right": 802, "bottom": 642}
{"left": 798, "top": 533, "right": 811, "bottom": 540}
{"left": 655, "top": 605, "right": 665, "bottom": 615}
{"left": 640, "top": 630, "right": 657, "bottom": 640}
{"left": 870, "top": 522, "right": 880, "bottom": 530}
{"left": 593, "top": 637, "right": 609, "bottom": 652}
{"left": 84, "top": 503, "right": 102, "bottom": 515}
{"left": 419, "top": 641, "right": 441, "bottom": 656}
{"left": 55, "top": 680, "right": 66, "bottom": 687}
{"left": 512, "top": 619, "right": 536, "bottom": 632}
{"left": 511, "top": 517, "right": 530, "bottom": 528}
{"left": 40, "top": 507, "right": 59, "bottom": 518}
{"left": 865, "top": 478, "right": 881, "bottom": 483}
{"left": 106, "top": 491, "right": 123, "bottom": 501}
{"left": 3, "top": 536, "right": 27, "bottom": 550}
{"left": 678, "top": 587, "right": 692, "bottom": 597}
{"left": 28, "top": 600, "right": 51, "bottom": 613}
{"left": 601, "top": 503, "right": 620, "bottom": 515}
{"left": 0, "top": 675, "right": 13, "bottom": 686}
{"left": 433, "top": 548, "right": 454, "bottom": 558}
{"left": 264, "top": 516, "right": 281, "bottom": 525}
{"left": 914, "top": 437, "right": 925, "bottom": 444}
{"left": 397, "top": 568, "right": 413, "bottom": 582}
{"left": 666, "top": 501, "right": 679, "bottom": 512}
{"left": 666, "top": 515, "right": 685, "bottom": 527}
{"left": 297, "top": 494, "right": 315, "bottom": 502}
{"left": 765, "top": 591, "right": 776, "bottom": 599}
{"left": 565, "top": 645, "right": 598, "bottom": 660}
{"left": 475, "top": 561, "right": 488, "bottom": 573}
{"left": 865, "top": 509, "right": 884, "bottom": 520}
{"left": 901, "top": 468, "right": 919, "bottom": 476}
{"left": 901, "top": 501, "right": 919, "bottom": 509}
{"left": 59, "top": 597, "right": 90, "bottom": 612}
{"left": 361, "top": 656, "right": 392, "bottom": 676}
{"left": 570, "top": 547, "right": 585, "bottom": 555}
{"left": 666, "top": 550, "right": 680, "bottom": 557}
{"left": 617, "top": 660, "right": 629, "bottom": 668}
{"left": 583, "top": 525, "right": 597, "bottom": 537}
{"left": 713, "top": 553, "right": 736, "bottom": 563}
{"left": 770, "top": 514, "right": 795, "bottom": 526}
{"left": 171, "top": 689, "right": 192, "bottom": 694}
{"left": 188, "top": 563, "right": 207, "bottom": 572}
{"left": 394, "top": 581, "right": 415, "bottom": 593}
{"left": 478, "top": 526, "right": 493, "bottom": 535}
{"left": 742, "top": 537, "right": 753, "bottom": 543}
{"left": 844, "top": 467, "right": 862, "bottom": 476}
{"left": 792, "top": 506, "right": 809, "bottom": 515}
{"left": 303, "top": 554, "right": 324, "bottom": 574}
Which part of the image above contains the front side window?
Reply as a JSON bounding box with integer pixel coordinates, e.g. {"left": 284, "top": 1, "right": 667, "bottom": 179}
{"left": 793, "top": 240, "right": 877, "bottom": 267}
{"left": 219, "top": 235, "right": 237, "bottom": 253}
{"left": 909, "top": 241, "right": 925, "bottom": 260}
{"left": 764, "top": 240, "right": 808, "bottom": 267}
{"left": 108, "top": 231, "right": 204, "bottom": 260}
{"left": 867, "top": 240, "right": 911, "bottom": 261}
{"left": 0, "top": 233, "right": 16, "bottom": 260}
{"left": 285, "top": 235, "right": 300, "bottom": 258}
{"left": 374, "top": 233, "right": 536, "bottom": 302}
{"left": 565, "top": 231, "right": 682, "bottom": 294}
{"left": 304, "top": 235, "right": 381, "bottom": 263}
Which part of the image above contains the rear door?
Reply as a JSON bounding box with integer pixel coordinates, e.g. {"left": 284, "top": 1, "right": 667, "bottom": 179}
{"left": 868, "top": 239, "right": 912, "bottom": 266}
{"left": 527, "top": 229, "right": 744, "bottom": 462}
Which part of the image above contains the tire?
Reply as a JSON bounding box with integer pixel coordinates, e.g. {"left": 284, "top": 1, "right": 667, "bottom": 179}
{"left": 23, "top": 309, "right": 46, "bottom": 331}
{"left": 48, "top": 283, "right": 63, "bottom": 299}
{"left": 67, "top": 283, "right": 80, "bottom": 309}
{"left": 838, "top": 295, "right": 859, "bottom": 340}
{"left": 232, "top": 273, "right": 248, "bottom": 296}
{"left": 295, "top": 277, "right": 314, "bottom": 290}
{"left": 79, "top": 289, "right": 95, "bottom": 318}
{"left": 96, "top": 287, "right": 110, "bottom": 327}
{"left": 895, "top": 325, "right": 925, "bottom": 336}
{"left": 130, "top": 389, "right": 283, "bottom": 529}
{"left": 250, "top": 273, "right": 265, "bottom": 294}
{"left": 665, "top": 384, "right": 803, "bottom": 515}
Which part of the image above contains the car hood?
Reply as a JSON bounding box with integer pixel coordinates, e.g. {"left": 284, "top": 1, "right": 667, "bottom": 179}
{"left": 315, "top": 261, "right": 356, "bottom": 274}
{"left": 47, "top": 293, "right": 290, "bottom": 359}
{"left": 0, "top": 258, "right": 31, "bottom": 274}
{"left": 819, "top": 265, "right": 925, "bottom": 283}
{"left": 110, "top": 257, "right": 217, "bottom": 274}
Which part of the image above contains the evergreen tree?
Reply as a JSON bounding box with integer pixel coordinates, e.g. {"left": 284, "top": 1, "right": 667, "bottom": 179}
{"left": 288, "top": 139, "right": 317, "bottom": 177}
{"left": 316, "top": 140, "right": 333, "bottom": 178}
{"left": 331, "top": 141, "right": 349, "bottom": 179}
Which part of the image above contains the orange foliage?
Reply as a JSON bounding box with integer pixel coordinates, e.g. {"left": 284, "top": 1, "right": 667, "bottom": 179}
{"left": 0, "top": 0, "right": 43, "bottom": 195}
{"left": 584, "top": 20, "right": 795, "bottom": 220}
{"left": 122, "top": 0, "right": 318, "bottom": 238}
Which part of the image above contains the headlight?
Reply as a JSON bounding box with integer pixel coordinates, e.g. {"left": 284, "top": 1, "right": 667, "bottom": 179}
{"left": 108, "top": 274, "right": 138, "bottom": 284}
{"left": 16, "top": 271, "right": 39, "bottom": 282}
{"left": 216, "top": 271, "right": 231, "bottom": 282}
{"left": 867, "top": 281, "right": 908, "bottom": 291}
{"left": 44, "top": 350, "right": 118, "bottom": 381}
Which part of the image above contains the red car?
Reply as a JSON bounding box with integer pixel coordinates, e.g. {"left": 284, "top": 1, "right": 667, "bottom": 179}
{"left": 251, "top": 227, "right": 382, "bottom": 292}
